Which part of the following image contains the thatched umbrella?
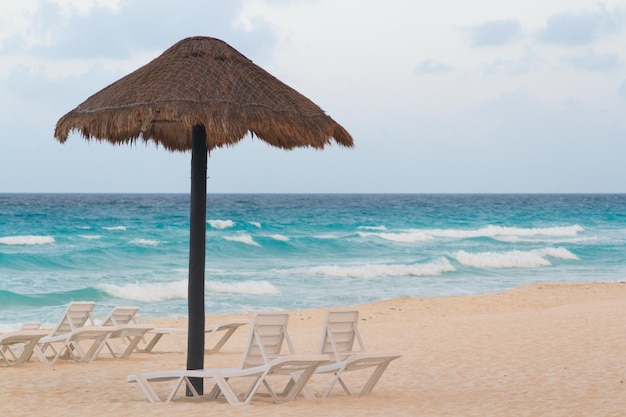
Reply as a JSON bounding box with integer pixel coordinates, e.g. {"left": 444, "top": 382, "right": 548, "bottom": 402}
{"left": 54, "top": 36, "right": 353, "bottom": 393}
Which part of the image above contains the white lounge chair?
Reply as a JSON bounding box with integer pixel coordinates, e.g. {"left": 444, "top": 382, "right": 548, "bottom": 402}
{"left": 0, "top": 330, "right": 49, "bottom": 366}
{"left": 128, "top": 312, "right": 328, "bottom": 405}
{"left": 97, "top": 306, "right": 153, "bottom": 359}
{"left": 35, "top": 301, "right": 112, "bottom": 364}
{"left": 139, "top": 319, "right": 248, "bottom": 354}
{"left": 313, "top": 310, "right": 402, "bottom": 397}
{"left": 5, "top": 322, "right": 44, "bottom": 359}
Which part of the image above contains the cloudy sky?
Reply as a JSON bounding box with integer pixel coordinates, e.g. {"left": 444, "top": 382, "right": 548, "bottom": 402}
{"left": 1, "top": 0, "right": 625, "bottom": 193}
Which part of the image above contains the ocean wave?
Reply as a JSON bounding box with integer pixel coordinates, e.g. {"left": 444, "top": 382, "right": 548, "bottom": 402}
{"left": 103, "top": 226, "right": 126, "bottom": 231}
{"left": 99, "top": 281, "right": 187, "bottom": 302}
{"left": 130, "top": 238, "right": 160, "bottom": 246}
{"left": 249, "top": 222, "right": 262, "bottom": 228}
{"left": 358, "top": 225, "right": 388, "bottom": 231}
{"left": 267, "top": 234, "right": 289, "bottom": 242}
{"left": 99, "top": 279, "right": 279, "bottom": 301}
{"left": 429, "top": 224, "right": 584, "bottom": 239}
{"left": 0, "top": 287, "right": 105, "bottom": 307}
{"left": 223, "top": 234, "right": 259, "bottom": 246}
{"left": 79, "top": 235, "right": 101, "bottom": 240}
{"left": 357, "top": 224, "right": 585, "bottom": 244}
{"left": 208, "top": 219, "right": 234, "bottom": 229}
{"left": 207, "top": 281, "right": 279, "bottom": 295}
{"left": 358, "top": 231, "right": 433, "bottom": 243}
{"left": 452, "top": 247, "right": 579, "bottom": 269}
{"left": 493, "top": 236, "right": 596, "bottom": 244}
{"left": 281, "top": 258, "right": 455, "bottom": 279}
{"left": 0, "top": 235, "right": 55, "bottom": 245}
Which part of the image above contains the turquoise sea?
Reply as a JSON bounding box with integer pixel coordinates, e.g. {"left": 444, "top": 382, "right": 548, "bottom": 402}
{"left": 1, "top": 193, "right": 625, "bottom": 331}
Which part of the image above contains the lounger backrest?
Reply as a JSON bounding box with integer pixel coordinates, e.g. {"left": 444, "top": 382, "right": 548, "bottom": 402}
{"left": 319, "top": 310, "right": 366, "bottom": 361}
{"left": 102, "top": 306, "right": 139, "bottom": 326}
{"left": 241, "top": 312, "right": 294, "bottom": 369}
{"left": 50, "top": 302, "right": 96, "bottom": 336}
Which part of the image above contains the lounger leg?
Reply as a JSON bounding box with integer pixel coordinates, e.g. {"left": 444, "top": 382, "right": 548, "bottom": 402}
{"left": 359, "top": 361, "right": 391, "bottom": 396}
{"left": 133, "top": 374, "right": 162, "bottom": 403}
{"left": 32, "top": 345, "right": 49, "bottom": 365}
{"left": 206, "top": 326, "right": 238, "bottom": 353}
{"left": 166, "top": 376, "right": 198, "bottom": 402}
{"left": 322, "top": 364, "right": 351, "bottom": 398}
{"left": 15, "top": 339, "right": 38, "bottom": 365}
{"left": 0, "top": 348, "right": 10, "bottom": 366}
{"left": 213, "top": 373, "right": 245, "bottom": 406}
{"left": 206, "top": 381, "right": 224, "bottom": 400}
{"left": 168, "top": 333, "right": 186, "bottom": 353}
{"left": 283, "top": 367, "right": 317, "bottom": 402}
{"left": 93, "top": 334, "right": 111, "bottom": 361}
{"left": 337, "top": 375, "right": 353, "bottom": 396}
{"left": 119, "top": 335, "right": 143, "bottom": 359}
{"left": 140, "top": 333, "right": 163, "bottom": 353}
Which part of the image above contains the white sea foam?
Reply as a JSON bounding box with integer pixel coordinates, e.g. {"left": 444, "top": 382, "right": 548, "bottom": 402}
{"left": 130, "top": 238, "right": 160, "bottom": 246}
{"left": 208, "top": 219, "right": 234, "bottom": 229}
{"left": 223, "top": 234, "right": 259, "bottom": 246}
{"left": 268, "top": 234, "right": 289, "bottom": 242}
{"left": 358, "top": 231, "right": 433, "bottom": 243}
{"left": 284, "top": 258, "right": 455, "bottom": 279}
{"left": 313, "top": 233, "right": 342, "bottom": 239}
{"left": 358, "top": 225, "right": 388, "bottom": 231}
{"left": 249, "top": 222, "right": 262, "bottom": 228}
{"left": 207, "top": 280, "right": 279, "bottom": 295}
{"left": 359, "top": 224, "right": 585, "bottom": 244}
{"left": 428, "top": 224, "right": 585, "bottom": 239}
{"left": 99, "top": 279, "right": 278, "bottom": 301}
{"left": 79, "top": 235, "right": 101, "bottom": 240}
{"left": 104, "top": 226, "right": 126, "bottom": 231}
{"left": 0, "top": 235, "right": 55, "bottom": 245}
{"left": 532, "top": 247, "right": 580, "bottom": 260}
{"left": 99, "top": 281, "right": 187, "bottom": 302}
{"left": 452, "top": 247, "right": 579, "bottom": 268}
{"left": 494, "top": 235, "right": 595, "bottom": 244}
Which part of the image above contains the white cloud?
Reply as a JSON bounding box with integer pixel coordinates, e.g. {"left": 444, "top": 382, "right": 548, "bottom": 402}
{"left": 565, "top": 50, "right": 620, "bottom": 72}
{"left": 465, "top": 19, "right": 522, "bottom": 47}
{"left": 537, "top": 5, "right": 626, "bottom": 45}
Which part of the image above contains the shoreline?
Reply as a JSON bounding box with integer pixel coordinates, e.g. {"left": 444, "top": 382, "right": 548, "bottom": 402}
{"left": 2, "top": 281, "right": 626, "bottom": 416}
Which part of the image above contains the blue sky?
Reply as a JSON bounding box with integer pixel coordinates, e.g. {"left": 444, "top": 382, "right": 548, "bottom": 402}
{"left": 1, "top": 0, "right": 625, "bottom": 193}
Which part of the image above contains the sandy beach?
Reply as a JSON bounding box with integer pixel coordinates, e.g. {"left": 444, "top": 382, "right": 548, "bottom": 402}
{"left": 2, "top": 282, "right": 626, "bottom": 417}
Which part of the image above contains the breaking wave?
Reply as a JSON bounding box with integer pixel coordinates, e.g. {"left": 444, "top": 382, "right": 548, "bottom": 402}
{"left": 452, "top": 247, "right": 579, "bottom": 268}
{"left": 281, "top": 258, "right": 455, "bottom": 279}
{"left": 99, "top": 279, "right": 278, "bottom": 301}
{"left": 0, "top": 235, "right": 55, "bottom": 245}
{"left": 222, "top": 234, "right": 259, "bottom": 246}
{"left": 208, "top": 219, "right": 234, "bottom": 229}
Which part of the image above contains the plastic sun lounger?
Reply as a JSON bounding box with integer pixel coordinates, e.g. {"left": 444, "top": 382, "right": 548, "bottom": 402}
{"left": 313, "top": 310, "right": 402, "bottom": 397}
{"left": 35, "top": 302, "right": 113, "bottom": 364}
{"left": 139, "top": 320, "right": 248, "bottom": 354}
{"left": 21, "top": 322, "right": 42, "bottom": 331}
{"left": 128, "top": 312, "right": 328, "bottom": 405}
{"left": 96, "top": 306, "right": 153, "bottom": 359}
{"left": 0, "top": 330, "right": 49, "bottom": 366}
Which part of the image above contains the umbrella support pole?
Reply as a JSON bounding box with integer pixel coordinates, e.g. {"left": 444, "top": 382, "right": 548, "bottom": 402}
{"left": 187, "top": 124, "right": 207, "bottom": 395}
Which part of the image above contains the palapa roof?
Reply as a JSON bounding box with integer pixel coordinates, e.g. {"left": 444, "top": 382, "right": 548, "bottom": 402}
{"left": 54, "top": 36, "right": 353, "bottom": 152}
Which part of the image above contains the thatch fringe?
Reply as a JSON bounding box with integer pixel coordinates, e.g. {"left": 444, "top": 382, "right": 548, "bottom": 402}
{"left": 54, "top": 37, "right": 353, "bottom": 152}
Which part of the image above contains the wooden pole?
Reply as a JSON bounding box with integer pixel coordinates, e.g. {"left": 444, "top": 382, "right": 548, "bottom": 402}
{"left": 187, "top": 124, "right": 207, "bottom": 395}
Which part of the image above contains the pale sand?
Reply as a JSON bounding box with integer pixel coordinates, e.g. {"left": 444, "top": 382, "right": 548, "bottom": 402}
{"left": 2, "top": 282, "right": 626, "bottom": 417}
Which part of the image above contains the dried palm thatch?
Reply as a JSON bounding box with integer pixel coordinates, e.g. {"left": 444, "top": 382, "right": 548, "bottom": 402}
{"left": 54, "top": 36, "right": 353, "bottom": 152}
